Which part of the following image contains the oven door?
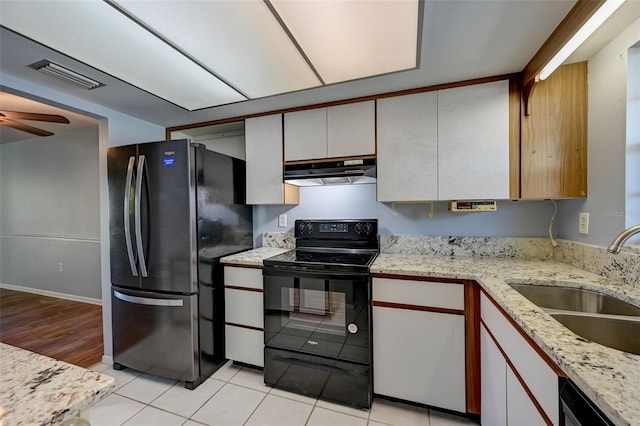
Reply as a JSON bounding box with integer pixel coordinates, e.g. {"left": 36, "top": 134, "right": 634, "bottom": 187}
{"left": 263, "top": 267, "right": 370, "bottom": 364}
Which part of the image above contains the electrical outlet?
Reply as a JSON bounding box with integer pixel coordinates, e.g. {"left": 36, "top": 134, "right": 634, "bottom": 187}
{"left": 578, "top": 212, "right": 589, "bottom": 235}
{"left": 278, "top": 213, "right": 287, "bottom": 228}
{"left": 58, "top": 262, "right": 64, "bottom": 272}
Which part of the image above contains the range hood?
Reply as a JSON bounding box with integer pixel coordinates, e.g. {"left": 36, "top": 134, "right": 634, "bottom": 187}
{"left": 284, "top": 158, "right": 376, "bottom": 186}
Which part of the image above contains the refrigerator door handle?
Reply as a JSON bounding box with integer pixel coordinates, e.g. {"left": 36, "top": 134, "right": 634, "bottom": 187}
{"left": 114, "top": 290, "right": 184, "bottom": 307}
{"left": 124, "top": 156, "right": 138, "bottom": 277}
{"left": 135, "top": 155, "right": 149, "bottom": 277}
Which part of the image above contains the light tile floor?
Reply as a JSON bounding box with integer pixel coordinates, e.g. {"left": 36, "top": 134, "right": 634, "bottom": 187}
{"left": 90, "top": 361, "right": 479, "bottom": 426}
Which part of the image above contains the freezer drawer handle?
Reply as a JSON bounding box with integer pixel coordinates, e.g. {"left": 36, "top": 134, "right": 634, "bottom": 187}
{"left": 135, "top": 155, "right": 148, "bottom": 277}
{"left": 124, "top": 156, "right": 138, "bottom": 276}
{"left": 114, "top": 290, "right": 184, "bottom": 307}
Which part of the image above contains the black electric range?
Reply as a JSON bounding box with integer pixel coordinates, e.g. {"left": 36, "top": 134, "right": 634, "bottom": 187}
{"left": 262, "top": 219, "right": 378, "bottom": 409}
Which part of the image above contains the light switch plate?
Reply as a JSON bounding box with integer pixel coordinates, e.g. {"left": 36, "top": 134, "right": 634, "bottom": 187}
{"left": 278, "top": 213, "right": 287, "bottom": 228}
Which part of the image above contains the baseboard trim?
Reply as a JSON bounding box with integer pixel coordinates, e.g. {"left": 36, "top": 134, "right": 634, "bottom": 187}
{"left": 101, "top": 355, "right": 113, "bottom": 365}
{"left": 0, "top": 283, "right": 102, "bottom": 305}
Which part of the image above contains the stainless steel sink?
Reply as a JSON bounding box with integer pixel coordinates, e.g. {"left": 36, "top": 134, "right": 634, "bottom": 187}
{"left": 549, "top": 313, "right": 640, "bottom": 355}
{"left": 509, "top": 283, "right": 640, "bottom": 316}
{"left": 509, "top": 283, "right": 640, "bottom": 355}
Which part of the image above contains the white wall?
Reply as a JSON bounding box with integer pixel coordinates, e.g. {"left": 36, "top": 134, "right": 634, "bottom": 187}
{"left": 0, "top": 127, "right": 101, "bottom": 298}
{"left": 626, "top": 45, "right": 640, "bottom": 244}
{"left": 557, "top": 18, "right": 640, "bottom": 247}
{"left": 254, "top": 184, "right": 557, "bottom": 247}
{"left": 1, "top": 72, "right": 165, "bottom": 360}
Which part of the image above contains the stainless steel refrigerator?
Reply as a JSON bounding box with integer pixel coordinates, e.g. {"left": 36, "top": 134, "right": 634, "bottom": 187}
{"left": 107, "top": 139, "right": 252, "bottom": 389}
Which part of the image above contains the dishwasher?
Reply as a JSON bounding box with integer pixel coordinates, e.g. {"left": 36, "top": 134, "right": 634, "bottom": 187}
{"left": 560, "top": 379, "right": 614, "bottom": 426}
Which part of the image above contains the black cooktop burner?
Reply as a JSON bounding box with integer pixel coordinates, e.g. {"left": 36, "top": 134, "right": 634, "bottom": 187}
{"left": 264, "top": 248, "right": 378, "bottom": 271}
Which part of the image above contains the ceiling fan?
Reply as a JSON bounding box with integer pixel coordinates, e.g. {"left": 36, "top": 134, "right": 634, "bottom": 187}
{"left": 0, "top": 110, "right": 70, "bottom": 137}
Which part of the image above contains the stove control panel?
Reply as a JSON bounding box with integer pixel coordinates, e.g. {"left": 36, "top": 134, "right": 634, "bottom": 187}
{"left": 295, "top": 219, "right": 378, "bottom": 239}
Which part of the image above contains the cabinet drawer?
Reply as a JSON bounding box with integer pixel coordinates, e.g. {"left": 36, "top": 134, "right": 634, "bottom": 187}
{"left": 225, "top": 288, "right": 263, "bottom": 328}
{"left": 224, "top": 266, "right": 263, "bottom": 290}
{"left": 481, "top": 293, "right": 559, "bottom": 424}
{"left": 372, "top": 277, "right": 464, "bottom": 310}
{"left": 225, "top": 325, "right": 264, "bottom": 367}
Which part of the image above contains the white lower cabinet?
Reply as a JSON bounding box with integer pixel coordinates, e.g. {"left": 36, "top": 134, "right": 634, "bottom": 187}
{"left": 372, "top": 277, "right": 466, "bottom": 412}
{"left": 480, "top": 292, "right": 561, "bottom": 425}
{"left": 223, "top": 266, "right": 264, "bottom": 367}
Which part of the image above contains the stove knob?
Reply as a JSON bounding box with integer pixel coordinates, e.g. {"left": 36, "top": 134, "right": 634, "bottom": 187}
{"left": 364, "top": 223, "right": 373, "bottom": 235}
{"left": 354, "top": 223, "right": 363, "bottom": 235}
{"left": 298, "top": 222, "right": 307, "bottom": 233}
{"left": 307, "top": 223, "right": 315, "bottom": 233}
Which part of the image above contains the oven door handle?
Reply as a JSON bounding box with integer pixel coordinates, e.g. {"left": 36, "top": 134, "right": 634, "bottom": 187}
{"left": 262, "top": 265, "right": 368, "bottom": 280}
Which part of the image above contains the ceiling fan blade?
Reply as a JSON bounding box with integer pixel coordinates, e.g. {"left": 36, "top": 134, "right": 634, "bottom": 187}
{"left": 0, "top": 118, "right": 54, "bottom": 137}
{"left": 0, "top": 110, "right": 70, "bottom": 124}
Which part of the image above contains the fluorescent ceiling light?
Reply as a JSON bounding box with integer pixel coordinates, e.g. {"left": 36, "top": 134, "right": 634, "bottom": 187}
{"left": 114, "top": 0, "right": 321, "bottom": 98}
{"left": 538, "top": 0, "right": 624, "bottom": 80}
{"left": 29, "top": 60, "right": 104, "bottom": 90}
{"left": 0, "top": 1, "right": 245, "bottom": 110}
{"left": 270, "top": 0, "right": 419, "bottom": 84}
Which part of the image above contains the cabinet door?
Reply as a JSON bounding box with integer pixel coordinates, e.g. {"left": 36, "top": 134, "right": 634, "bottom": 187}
{"left": 376, "top": 92, "right": 438, "bottom": 202}
{"left": 245, "top": 115, "right": 285, "bottom": 204}
{"left": 373, "top": 306, "right": 466, "bottom": 412}
{"left": 225, "top": 325, "right": 264, "bottom": 367}
{"left": 481, "top": 326, "right": 507, "bottom": 426}
{"left": 506, "top": 367, "right": 547, "bottom": 426}
{"left": 284, "top": 108, "right": 327, "bottom": 161}
{"left": 438, "top": 80, "right": 510, "bottom": 200}
{"left": 327, "top": 101, "right": 375, "bottom": 158}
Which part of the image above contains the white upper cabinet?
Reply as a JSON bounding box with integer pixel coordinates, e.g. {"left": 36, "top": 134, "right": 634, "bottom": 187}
{"left": 377, "top": 91, "right": 438, "bottom": 202}
{"left": 245, "top": 114, "right": 298, "bottom": 205}
{"left": 284, "top": 100, "right": 375, "bottom": 161}
{"left": 438, "top": 80, "right": 510, "bottom": 200}
{"left": 376, "top": 79, "right": 511, "bottom": 202}
{"left": 327, "top": 101, "right": 376, "bottom": 158}
{"left": 284, "top": 108, "right": 327, "bottom": 161}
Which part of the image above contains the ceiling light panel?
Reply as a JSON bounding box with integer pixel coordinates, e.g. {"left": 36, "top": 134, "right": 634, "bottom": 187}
{"left": 271, "top": 0, "right": 419, "bottom": 84}
{"left": 114, "top": 0, "right": 322, "bottom": 99}
{"left": 0, "top": 1, "right": 245, "bottom": 110}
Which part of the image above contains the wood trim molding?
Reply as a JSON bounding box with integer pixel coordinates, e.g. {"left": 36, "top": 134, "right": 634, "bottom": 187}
{"left": 464, "top": 281, "right": 481, "bottom": 415}
{"left": 166, "top": 73, "right": 520, "bottom": 135}
{"left": 521, "top": 0, "right": 605, "bottom": 114}
{"left": 225, "top": 322, "right": 263, "bottom": 332}
{"left": 224, "top": 285, "right": 263, "bottom": 293}
{"left": 481, "top": 288, "right": 566, "bottom": 377}
{"left": 371, "top": 273, "right": 464, "bottom": 284}
{"left": 371, "top": 300, "right": 464, "bottom": 316}
{"left": 509, "top": 78, "right": 522, "bottom": 199}
{"left": 481, "top": 320, "right": 554, "bottom": 426}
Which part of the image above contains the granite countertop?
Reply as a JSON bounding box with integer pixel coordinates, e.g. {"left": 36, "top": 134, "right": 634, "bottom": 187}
{"left": 372, "top": 254, "right": 640, "bottom": 426}
{"left": 0, "top": 343, "right": 114, "bottom": 426}
{"left": 220, "top": 247, "right": 290, "bottom": 268}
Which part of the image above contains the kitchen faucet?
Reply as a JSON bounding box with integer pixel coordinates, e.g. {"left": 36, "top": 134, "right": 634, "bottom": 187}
{"left": 607, "top": 224, "right": 640, "bottom": 254}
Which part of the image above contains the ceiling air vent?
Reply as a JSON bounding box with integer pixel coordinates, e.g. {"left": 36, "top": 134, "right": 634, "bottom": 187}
{"left": 29, "top": 60, "right": 105, "bottom": 90}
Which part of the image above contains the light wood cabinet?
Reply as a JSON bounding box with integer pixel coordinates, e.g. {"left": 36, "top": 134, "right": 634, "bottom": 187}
{"left": 480, "top": 292, "right": 562, "bottom": 425}
{"left": 245, "top": 114, "right": 299, "bottom": 205}
{"left": 521, "top": 61, "right": 588, "bottom": 199}
{"left": 377, "top": 80, "right": 510, "bottom": 202}
{"left": 224, "top": 266, "right": 264, "bottom": 367}
{"left": 372, "top": 277, "right": 466, "bottom": 412}
{"left": 284, "top": 100, "right": 375, "bottom": 161}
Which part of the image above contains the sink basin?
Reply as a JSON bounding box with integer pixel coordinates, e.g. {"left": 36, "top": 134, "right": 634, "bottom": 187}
{"left": 509, "top": 284, "right": 640, "bottom": 316}
{"left": 509, "top": 283, "right": 640, "bottom": 354}
{"left": 550, "top": 313, "right": 640, "bottom": 355}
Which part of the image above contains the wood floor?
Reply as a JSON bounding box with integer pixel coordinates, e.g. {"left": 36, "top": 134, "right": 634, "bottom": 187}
{"left": 0, "top": 288, "right": 104, "bottom": 368}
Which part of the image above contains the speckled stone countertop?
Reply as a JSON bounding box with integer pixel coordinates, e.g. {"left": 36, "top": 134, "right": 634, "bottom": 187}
{"left": 372, "top": 254, "right": 640, "bottom": 426}
{"left": 220, "top": 247, "right": 289, "bottom": 268}
{"left": 0, "top": 343, "right": 114, "bottom": 426}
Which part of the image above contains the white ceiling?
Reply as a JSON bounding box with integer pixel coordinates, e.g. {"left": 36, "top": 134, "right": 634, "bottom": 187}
{"left": 1, "top": 0, "right": 637, "bottom": 140}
